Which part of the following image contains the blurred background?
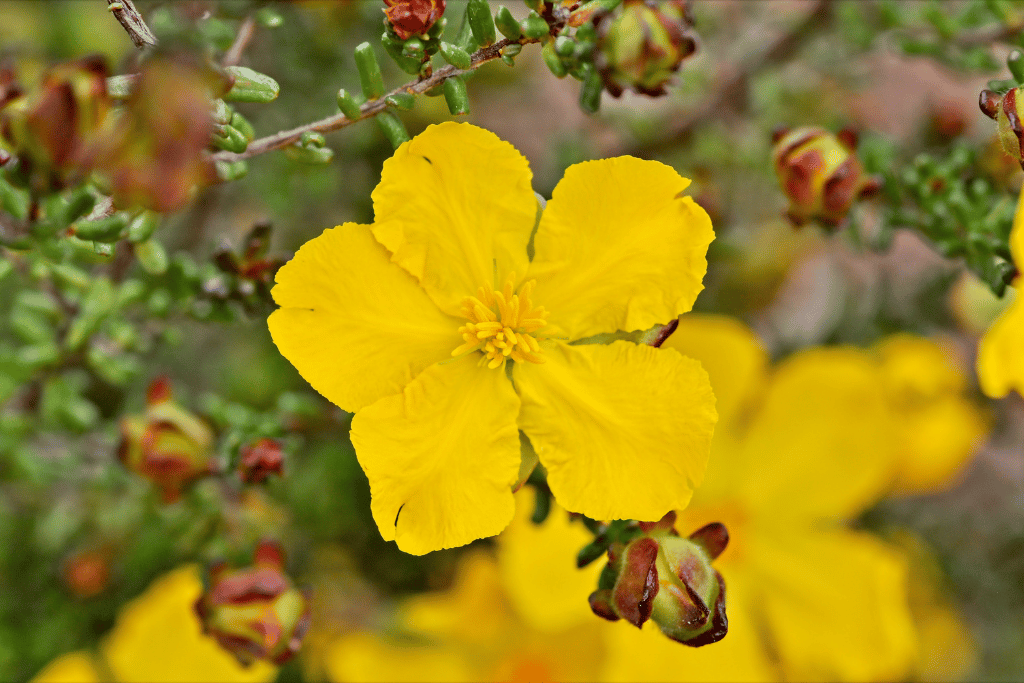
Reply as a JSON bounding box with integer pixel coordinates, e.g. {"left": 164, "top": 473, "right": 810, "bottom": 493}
{"left": 2, "top": 1, "right": 1023, "bottom": 681}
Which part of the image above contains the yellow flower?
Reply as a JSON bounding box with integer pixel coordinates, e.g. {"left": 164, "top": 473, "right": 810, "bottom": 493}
{"left": 269, "top": 122, "right": 717, "bottom": 555}
{"left": 978, "top": 181, "right": 1024, "bottom": 398}
{"left": 637, "top": 315, "right": 919, "bottom": 682}
{"left": 874, "top": 334, "right": 988, "bottom": 495}
{"left": 32, "top": 566, "right": 277, "bottom": 683}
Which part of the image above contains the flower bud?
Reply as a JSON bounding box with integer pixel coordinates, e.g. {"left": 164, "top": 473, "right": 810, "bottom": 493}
{"left": 771, "top": 126, "right": 882, "bottom": 228}
{"left": 980, "top": 87, "right": 1024, "bottom": 168}
{"left": 588, "top": 512, "right": 729, "bottom": 647}
{"left": 383, "top": 0, "right": 446, "bottom": 41}
{"left": 595, "top": 0, "right": 698, "bottom": 98}
{"left": 0, "top": 56, "right": 111, "bottom": 191}
{"left": 238, "top": 437, "right": 284, "bottom": 484}
{"left": 195, "top": 540, "right": 311, "bottom": 666}
{"left": 117, "top": 376, "right": 216, "bottom": 503}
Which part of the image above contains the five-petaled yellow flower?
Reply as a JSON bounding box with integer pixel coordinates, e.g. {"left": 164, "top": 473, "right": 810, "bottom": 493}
{"left": 268, "top": 122, "right": 717, "bottom": 554}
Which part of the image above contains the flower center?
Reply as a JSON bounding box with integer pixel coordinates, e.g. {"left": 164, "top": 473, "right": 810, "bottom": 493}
{"left": 452, "top": 273, "right": 547, "bottom": 369}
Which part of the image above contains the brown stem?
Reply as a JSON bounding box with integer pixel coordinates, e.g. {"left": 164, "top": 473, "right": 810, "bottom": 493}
{"left": 106, "top": 0, "right": 158, "bottom": 49}
{"left": 223, "top": 16, "right": 257, "bottom": 67}
{"left": 611, "top": 0, "right": 833, "bottom": 157}
{"left": 210, "top": 37, "right": 540, "bottom": 163}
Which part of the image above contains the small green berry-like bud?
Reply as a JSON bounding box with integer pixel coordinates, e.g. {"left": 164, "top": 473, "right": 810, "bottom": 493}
{"left": 440, "top": 41, "right": 473, "bottom": 70}
{"left": 443, "top": 75, "right": 470, "bottom": 115}
{"left": 494, "top": 6, "right": 523, "bottom": 40}
{"left": 336, "top": 88, "right": 363, "bottom": 121}
{"left": 376, "top": 111, "right": 411, "bottom": 149}
{"left": 385, "top": 92, "right": 417, "bottom": 110}
{"left": 579, "top": 63, "right": 603, "bottom": 114}
{"left": 521, "top": 11, "right": 550, "bottom": 40}
{"left": 542, "top": 40, "right": 568, "bottom": 78}
{"left": 467, "top": 0, "right": 496, "bottom": 47}
{"left": 354, "top": 42, "right": 386, "bottom": 100}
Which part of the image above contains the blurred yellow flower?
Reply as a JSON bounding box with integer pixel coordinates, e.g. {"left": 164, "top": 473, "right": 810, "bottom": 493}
{"left": 978, "top": 181, "right": 1024, "bottom": 398}
{"left": 874, "top": 334, "right": 988, "bottom": 495}
{"left": 269, "top": 121, "right": 717, "bottom": 555}
{"left": 32, "top": 566, "right": 277, "bottom": 683}
{"left": 648, "top": 315, "right": 918, "bottom": 682}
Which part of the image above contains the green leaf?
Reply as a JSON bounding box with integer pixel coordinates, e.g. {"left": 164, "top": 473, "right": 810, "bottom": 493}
{"left": 224, "top": 66, "right": 280, "bottom": 103}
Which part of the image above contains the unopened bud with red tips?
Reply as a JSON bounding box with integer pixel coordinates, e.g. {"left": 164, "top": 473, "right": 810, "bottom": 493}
{"left": 980, "top": 87, "right": 1024, "bottom": 168}
{"left": 588, "top": 512, "right": 729, "bottom": 647}
{"left": 117, "top": 376, "right": 216, "bottom": 503}
{"left": 238, "top": 438, "right": 284, "bottom": 484}
{"left": 0, "top": 55, "right": 111, "bottom": 191}
{"left": 772, "top": 126, "right": 882, "bottom": 228}
{"left": 195, "top": 540, "right": 311, "bottom": 666}
{"left": 383, "top": 0, "right": 446, "bottom": 40}
{"left": 595, "top": 0, "right": 698, "bottom": 98}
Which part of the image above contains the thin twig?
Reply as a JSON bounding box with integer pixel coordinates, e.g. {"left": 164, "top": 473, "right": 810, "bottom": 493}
{"left": 612, "top": 0, "right": 833, "bottom": 157}
{"left": 106, "top": 0, "right": 157, "bottom": 49}
{"left": 210, "top": 37, "right": 540, "bottom": 163}
{"left": 223, "top": 16, "right": 257, "bottom": 67}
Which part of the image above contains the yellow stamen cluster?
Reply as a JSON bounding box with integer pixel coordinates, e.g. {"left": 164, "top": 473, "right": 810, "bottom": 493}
{"left": 452, "top": 274, "right": 547, "bottom": 369}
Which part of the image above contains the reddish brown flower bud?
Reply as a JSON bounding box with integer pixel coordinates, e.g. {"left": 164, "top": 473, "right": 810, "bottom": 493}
{"left": 0, "top": 55, "right": 111, "bottom": 191}
{"left": 595, "top": 0, "right": 698, "bottom": 97}
{"left": 588, "top": 512, "right": 729, "bottom": 647}
{"left": 96, "top": 58, "right": 216, "bottom": 213}
{"left": 195, "top": 541, "right": 311, "bottom": 666}
{"left": 383, "top": 0, "right": 446, "bottom": 40}
{"left": 118, "top": 377, "right": 216, "bottom": 503}
{"left": 238, "top": 438, "right": 284, "bottom": 484}
{"left": 772, "top": 126, "right": 882, "bottom": 228}
{"left": 63, "top": 548, "right": 112, "bottom": 599}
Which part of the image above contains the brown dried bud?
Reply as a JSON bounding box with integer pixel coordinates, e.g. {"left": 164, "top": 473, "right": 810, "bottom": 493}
{"left": 980, "top": 87, "right": 1024, "bottom": 168}
{"left": 588, "top": 512, "right": 729, "bottom": 647}
{"left": 195, "top": 541, "right": 311, "bottom": 666}
{"left": 117, "top": 376, "right": 216, "bottom": 503}
{"left": 595, "top": 0, "right": 698, "bottom": 98}
{"left": 383, "top": 0, "right": 446, "bottom": 40}
{"left": 772, "top": 126, "right": 882, "bottom": 228}
{"left": 0, "top": 55, "right": 111, "bottom": 191}
{"left": 238, "top": 438, "right": 284, "bottom": 484}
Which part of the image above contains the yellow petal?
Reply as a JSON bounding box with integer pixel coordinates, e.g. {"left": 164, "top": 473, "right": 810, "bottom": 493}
{"left": 662, "top": 314, "right": 769, "bottom": 430}
{"left": 513, "top": 341, "right": 716, "bottom": 521}
{"left": 527, "top": 157, "right": 713, "bottom": 340}
{"left": 322, "top": 632, "right": 474, "bottom": 683}
{"left": 371, "top": 122, "right": 536, "bottom": 316}
{"left": 747, "top": 528, "right": 917, "bottom": 682}
{"left": 350, "top": 356, "right": 522, "bottom": 555}
{"left": 31, "top": 653, "right": 101, "bottom": 683}
{"left": 269, "top": 223, "right": 459, "bottom": 413}
{"left": 875, "top": 334, "right": 987, "bottom": 494}
{"left": 103, "top": 566, "right": 277, "bottom": 683}
{"left": 977, "top": 291, "right": 1024, "bottom": 398}
{"left": 736, "top": 347, "right": 897, "bottom": 520}
{"left": 600, "top": 568, "right": 776, "bottom": 682}
{"left": 496, "top": 490, "right": 603, "bottom": 632}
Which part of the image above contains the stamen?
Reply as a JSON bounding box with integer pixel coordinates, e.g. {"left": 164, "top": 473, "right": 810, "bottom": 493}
{"left": 452, "top": 275, "right": 547, "bottom": 369}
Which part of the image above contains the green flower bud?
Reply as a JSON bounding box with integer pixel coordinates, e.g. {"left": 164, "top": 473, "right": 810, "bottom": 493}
{"left": 588, "top": 512, "right": 729, "bottom": 647}
{"left": 595, "top": 0, "right": 698, "bottom": 98}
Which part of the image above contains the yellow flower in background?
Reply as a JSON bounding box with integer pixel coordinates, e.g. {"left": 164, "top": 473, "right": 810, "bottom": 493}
{"left": 32, "top": 566, "right": 277, "bottom": 683}
{"left": 645, "top": 315, "right": 918, "bottom": 682}
{"left": 978, "top": 181, "right": 1024, "bottom": 398}
{"left": 269, "top": 122, "right": 717, "bottom": 555}
{"left": 874, "top": 334, "right": 988, "bottom": 495}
